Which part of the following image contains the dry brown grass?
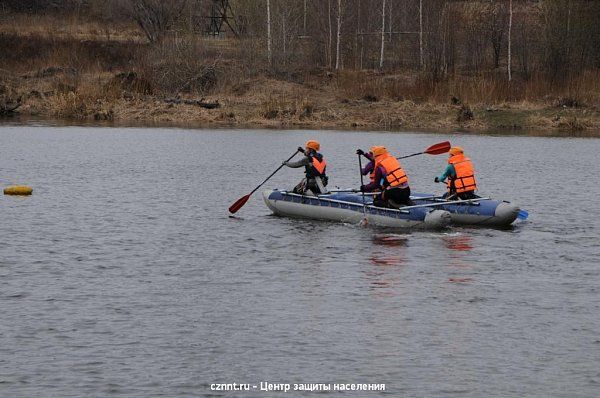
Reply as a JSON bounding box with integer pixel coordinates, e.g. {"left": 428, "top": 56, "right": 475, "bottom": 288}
{"left": 53, "top": 91, "right": 87, "bottom": 119}
{"left": 0, "top": 13, "right": 143, "bottom": 42}
{"left": 333, "top": 69, "right": 600, "bottom": 108}
{"left": 258, "top": 95, "right": 316, "bottom": 121}
{"left": 0, "top": 32, "right": 145, "bottom": 74}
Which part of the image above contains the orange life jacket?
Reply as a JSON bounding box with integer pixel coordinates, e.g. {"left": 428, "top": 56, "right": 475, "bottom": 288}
{"left": 305, "top": 152, "right": 327, "bottom": 178}
{"left": 447, "top": 154, "right": 477, "bottom": 193}
{"left": 375, "top": 153, "right": 408, "bottom": 188}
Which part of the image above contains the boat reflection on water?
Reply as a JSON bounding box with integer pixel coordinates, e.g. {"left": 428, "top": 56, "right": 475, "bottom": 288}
{"left": 372, "top": 233, "right": 409, "bottom": 247}
{"left": 442, "top": 234, "right": 475, "bottom": 283}
{"left": 363, "top": 234, "right": 408, "bottom": 296}
{"left": 442, "top": 234, "right": 474, "bottom": 252}
{"left": 370, "top": 233, "right": 408, "bottom": 266}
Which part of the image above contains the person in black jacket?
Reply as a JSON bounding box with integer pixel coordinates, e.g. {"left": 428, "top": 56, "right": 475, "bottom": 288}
{"left": 283, "top": 140, "right": 328, "bottom": 195}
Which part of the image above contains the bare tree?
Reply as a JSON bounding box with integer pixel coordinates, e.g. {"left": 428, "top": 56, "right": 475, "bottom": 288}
{"left": 273, "top": 0, "right": 303, "bottom": 67}
{"left": 379, "top": 0, "right": 386, "bottom": 68}
{"left": 126, "top": 0, "right": 185, "bottom": 43}
{"left": 483, "top": 1, "right": 508, "bottom": 69}
{"left": 335, "top": 0, "right": 342, "bottom": 69}
{"left": 328, "top": 0, "right": 333, "bottom": 68}
{"left": 267, "top": 0, "right": 272, "bottom": 66}
{"left": 388, "top": 0, "right": 393, "bottom": 41}
{"left": 508, "top": 0, "right": 512, "bottom": 81}
{"left": 419, "top": 0, "right": 424, "bottom": 69}
{"left": 303, "top": 0, "right": 307, "bottom": 36}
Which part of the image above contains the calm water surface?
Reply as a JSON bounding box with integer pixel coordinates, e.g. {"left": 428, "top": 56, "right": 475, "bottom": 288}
{"left": 1, "top": 125, "right": 599, "bottom": 397}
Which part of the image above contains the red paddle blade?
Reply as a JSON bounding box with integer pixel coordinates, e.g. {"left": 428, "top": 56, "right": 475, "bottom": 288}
{"left": 424, "top": 141, "right": 451, "bottom": 155}
{"left": 229, "top": 194, "right": 251, "bottom": 214}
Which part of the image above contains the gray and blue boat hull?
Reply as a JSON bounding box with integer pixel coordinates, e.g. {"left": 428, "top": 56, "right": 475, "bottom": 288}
{"left": 263, "top": 190, "right": 451, "bottom": 229}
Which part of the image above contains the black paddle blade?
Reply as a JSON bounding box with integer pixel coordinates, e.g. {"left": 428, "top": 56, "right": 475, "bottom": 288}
{"left": 229, "top": 194, "right": 251, "bottom": 214}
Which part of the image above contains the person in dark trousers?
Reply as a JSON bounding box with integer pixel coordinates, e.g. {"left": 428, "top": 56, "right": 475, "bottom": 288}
{"left": 356, "top": 146, "right": 413, "bottom": 208}
{"left": 435, "top": 146, "right": 478, "bottom": 199}
{"left": 283, "top": 140, "right": 328, "bottom": 195}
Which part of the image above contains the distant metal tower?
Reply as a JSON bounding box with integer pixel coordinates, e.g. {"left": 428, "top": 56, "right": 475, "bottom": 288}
{"left": 204, "top": 0, "right": 238, "bottom": 37}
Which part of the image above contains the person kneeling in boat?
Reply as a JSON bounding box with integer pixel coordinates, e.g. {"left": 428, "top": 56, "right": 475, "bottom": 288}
{"left": 356, "top": 147, "right": 379, "bottom": 192}
{"left": 357, "top": 146, "right": 413, "bottom": 208}
{"left": 283, "top": 140, "right": 329, "bottom": 195}
{"left": 435, "top": 146, "right": 478, "bottom": 200}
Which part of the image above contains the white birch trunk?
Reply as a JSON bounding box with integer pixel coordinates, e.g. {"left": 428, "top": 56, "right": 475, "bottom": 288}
{"left": 379, "top": 0, "right": 386, "bottom": 68}
{"left": 267, "top": 0, "right": 272, "bottom": 66}
{"left": 355, "top": 0, "right": 360, "bottom": 69}
{"left": 328, "top": 0, "right": 332, "bottom": 68}
{"left": 335, "top": 0, "right": 342, "bottom": 69}
{"left": 419, "top": 0, "right": 424, "bottom": 69}
{"left": 508, "top": 0, "right": 512, "bottom": 81}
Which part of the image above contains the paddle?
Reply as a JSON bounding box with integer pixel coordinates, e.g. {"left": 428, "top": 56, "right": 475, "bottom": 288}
{"left": 228, "top": 149, "right": 301, "bottom": 214}
{"left": 517, "top": 209, "right": 529, "bottom": 220}
{"left": 358, "top": 154, "right": 368, "bottom": 224}
{"left": 397, "top": 141, "right": 451, "bottom": 159}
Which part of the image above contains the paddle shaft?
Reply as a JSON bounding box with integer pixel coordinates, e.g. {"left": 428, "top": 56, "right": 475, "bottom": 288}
{"left": 392, "top": 197, "right": 490, "bottom": 210}
{"left": 358, "top": 154, "right": 367, "bottom": 218}
{"left": 324, "top": 190, "right": 442, "bottom": 200}
{"left": 397, "top": 141, "right": 451, "bottom": 159}
{"left": 248, "top": 150, "right": 300, "bottom": 196}
{"left": 228, "top": 149, "right": 301, "bottom": 213}
{"left": 397, "top": 151, "right": 423, "bottom": 160}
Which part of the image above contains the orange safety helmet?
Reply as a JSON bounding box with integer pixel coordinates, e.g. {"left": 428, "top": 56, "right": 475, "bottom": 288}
{"left": 449, "top": 146, "right": 464, "bottom": 155}
{"left": 370, "top": 146, "right": 388, "bottom": 157}
{"left": 305, "top": 140, "right": 320, "bottom": 151}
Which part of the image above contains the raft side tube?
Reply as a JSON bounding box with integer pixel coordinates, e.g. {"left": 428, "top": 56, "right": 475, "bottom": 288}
{"left": 262, "top": 189, "right": 451, "bottom": 229}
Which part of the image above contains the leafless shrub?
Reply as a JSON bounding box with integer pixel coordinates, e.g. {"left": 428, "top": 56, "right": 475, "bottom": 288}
{"left": 0, "top": 86, "right": 22, "bottom": 115}
{"left": 137, "top": 38, "right": 221, "bottom": 96}
{"left": 54, "top": 91, "right": 87, "bottom": 119}
{"left": 35, "top": 66, "right": 78, "bottom": 78}
{"left": 123, "top": 0, "right": 185, "bottom": 43}
{"left": 457, "top": 105, "right": 474, "bottom": 122}
{"left": 299, "top": 98, "right": 315, "bottom": 119}
{"left": 50, "top": 72, "right": 80, "bottom": 95}
{"left": 0, "top": 32, "right": 143, "bottom": 74}
{"left": 259, "top": 95, "right": 297, "bottom": 119}
{"left": 553, "top": 97, "right": 583, "bottom": 108}
{"left": 557, "top": 116, "right": 586, "bottom": 132}
{"left": 107, "top": 71, "right": 153, "bottom": 96}
{"left": 261, "top": 97, "right": 280, "bottom": 119}
{"left": 259, "top": 95, "right": 313, "bottom": 120}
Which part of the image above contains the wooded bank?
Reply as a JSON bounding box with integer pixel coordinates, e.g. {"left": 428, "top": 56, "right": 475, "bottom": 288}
{"left": 1, "top": 1, "right": 599, "bottom": 133}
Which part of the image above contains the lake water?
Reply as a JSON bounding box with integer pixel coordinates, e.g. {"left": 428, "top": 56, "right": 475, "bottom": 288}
{"left": 1, "top": 124, "right": 599, "bottom": 397}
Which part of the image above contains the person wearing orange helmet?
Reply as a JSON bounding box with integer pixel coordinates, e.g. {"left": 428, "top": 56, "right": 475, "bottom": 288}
{"left": 283, "top": 140, "right": 328, "bottom": 195}
{"left": 355, "top": 146, "right": 382, "bottom": 190}
{"left": 356, "top": 145, "right": 413, "bottom": 208}
{"left": 435, "top": 146, "right": 478, "bottom": 199}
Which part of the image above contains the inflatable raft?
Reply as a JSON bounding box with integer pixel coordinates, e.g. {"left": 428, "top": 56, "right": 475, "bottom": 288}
{"left": 410, "top": 193, "right": 521, "bottom": 227}
{"left": 263, "top": 189, "right": 451, "bottom": 229}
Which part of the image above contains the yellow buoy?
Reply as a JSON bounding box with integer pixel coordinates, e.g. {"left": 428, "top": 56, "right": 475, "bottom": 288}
{"left": 4, "top": 185, "right": 33, "bottom": 196}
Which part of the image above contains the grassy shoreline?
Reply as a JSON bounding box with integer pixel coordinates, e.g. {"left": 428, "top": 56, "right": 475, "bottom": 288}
{"left": 6, "top": 73, "right": 598, "bottom": 136}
